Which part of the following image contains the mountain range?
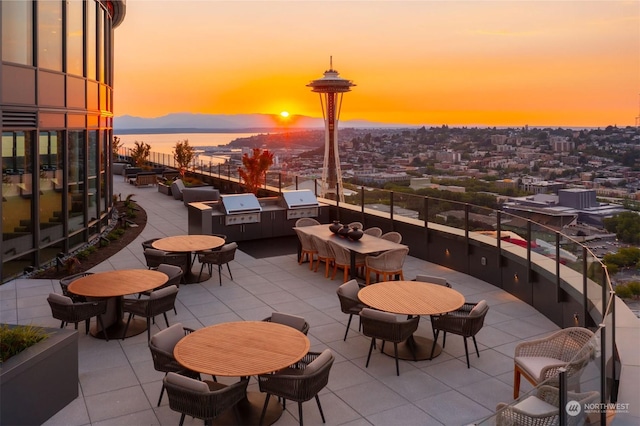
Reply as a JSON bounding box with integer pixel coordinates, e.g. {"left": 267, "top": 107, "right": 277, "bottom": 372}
{"left": 113, "top": 113, "right": 416, "bottom": 133}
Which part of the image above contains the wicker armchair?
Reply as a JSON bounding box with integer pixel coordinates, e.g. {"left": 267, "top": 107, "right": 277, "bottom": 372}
{"left": 262, "top": 312, "right": 310, "bottom": 335}
{"left": 347, "top": 221, "right": 363, "bottom": 229}
{"left": 513, "top": 327, "right": 595, "bottom": 399}
{"left": 295, "top": 217, "right": 320, "bottom": 227}
{"left": 380, "top": 231, "right": 402, "bottom": 244}
{"left": 496, "top": 385, "right": 600, "bottom": 426}
{"left": 326, "top": 239, "right": 364, "bottom": 283}
{"left": 197, "top": 242, "right": 237, "bottom": 285}
{"left": 149, "top": 323, "right": 213, "bottom": 407}
{"left": 47, "top": 293, "right": 109, "bottom": 340}
{"left": 294, "top": 228, "right": 317, "bottom": 270}
{"left": 364, "top": 247, "right": 409, "bottom": 285}
{"left": 430, "top": 300, "right": 489, "bottom": 368}
{"left": 336, "top": 279, "right": 367, "bottom": 341}
{"left": 363, "top": 227, "right": 383, "bottom": 237}
{"left": 143, "top": 248, "right": 189, "bottom": 272}
{"left": 310, "top": 235, "right": 334, "bottom": 278}
{"left": 59, "top": 272, "right": 93, "bottom": 302}
{"left": 257, "top": 349, "right": 334, "bottom": 426}
{"left": 164, "top": 372, "right": 248, "bottom": 426}
{"left": 122, "top": 285, "right": 179, "bottom": 341}
{"left": 414, "top": 274, "right": 451, "bottom": 288}
{"left": 141, "top": 238, "right": 161, "bottom": 250}
{"left": 360, "top": 308, "right": 420, "bottom": 376}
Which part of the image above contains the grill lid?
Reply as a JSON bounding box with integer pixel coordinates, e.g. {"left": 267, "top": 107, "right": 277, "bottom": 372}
{"left": 281, "top": 190, "right": 319, "bottom": 209}
{"left": 221, "top": 193, "right": 262, "bottom": 214}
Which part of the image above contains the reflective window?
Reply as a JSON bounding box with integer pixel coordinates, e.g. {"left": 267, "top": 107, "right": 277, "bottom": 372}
{"left": 68, "top": 131, "right": 86, "bottom": 232}
{"left": 87, "top": 0, "right": 97, "bottom": 80}
{"left": 97, "top": 6, "right": 104, "bottom": 82}
{"left": 88, "top": 130, "right": 99, "bottom": 227}
{"left": 38, "top": 131, "right": 64, "bottom": 245}
{"left": 1, "top": 0, "right": 33, "bottom": 65}
{"left": 101, "top": 130, "right": 109, "bottom": 213}
{"left": 38, "top": 0, "right": 63, "bottom": 71}
{"left": 66, "top": 0, "right": 84, "bottom": 76}
{"left": 2, "top": 131, "right": 35, "bottom": 261}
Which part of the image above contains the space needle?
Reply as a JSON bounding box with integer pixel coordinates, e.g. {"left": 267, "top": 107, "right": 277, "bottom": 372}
{"left": 307, "top": 58, "right": 355, "bottom": 202}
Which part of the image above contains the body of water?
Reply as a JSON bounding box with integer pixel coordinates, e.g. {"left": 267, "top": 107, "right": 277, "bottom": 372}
{"left": 114, "top": 132, "right": 264, "bottom": 166}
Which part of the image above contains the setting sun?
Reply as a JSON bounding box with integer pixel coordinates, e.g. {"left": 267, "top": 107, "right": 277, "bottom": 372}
{"left": 280, "top": 111, "right": 290, "bottom": 118}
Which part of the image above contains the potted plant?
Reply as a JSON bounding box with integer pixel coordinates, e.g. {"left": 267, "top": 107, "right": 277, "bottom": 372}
{"left": 157, "top": 177, "right": 174, "bottom": 196}
{"left": 0, "top": 324, "right": 79, "bottom": 425}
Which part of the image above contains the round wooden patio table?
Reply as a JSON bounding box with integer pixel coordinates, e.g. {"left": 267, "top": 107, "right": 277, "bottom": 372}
{"left": 358, "top": 280, "right": 465, "bottom": 360}
{"left": 152, "top": 235, "right": 225, "bottom": 283}
{"left": 174, "top": 321, "right": 310, "bottom": 425}
{"left": 67, "top": 269, "right": 167, "bottom": 339}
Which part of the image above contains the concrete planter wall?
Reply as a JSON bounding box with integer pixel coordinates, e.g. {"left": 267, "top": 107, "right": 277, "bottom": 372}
{"left": 0, "top": 326, "right": 78, "bottom": 425}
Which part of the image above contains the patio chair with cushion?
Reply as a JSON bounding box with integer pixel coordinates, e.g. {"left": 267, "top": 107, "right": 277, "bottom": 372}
{"left": 164, "top": 372, "right": 248, "bottom": 426}
{"left": 59, "top": 272, "right": 93, "bottom": 302}
{"left": 141, "top": 237, "right": 161, "bottom": 250}
{"left": 262, "top": 312, "right": 310, "bottom": 335}
{"left": 496, "top": 385, "right": 600, "bottom": 426}
{"left": 295, "top": 217, "right": 320, "bottom": 227}
{"left": 310, "top": 234, "right": 334, "bottom": 278}
{"left": 197, "top": 242, "right": 237, "bottom": 285}
{"left": 380, "top": 231, "right": 402, "bottom": 244}
{"left": 414, "top": 274, "right": 451, "bottom": 288}
{"left": 363, "top": 227, "right": 383, "bottom": 237}
{"left": 336, "top": 279, "right": 367, "bottom": 341}
{"left": 143, "top": 248, "right": 189, "bottom": 272}
{"left": 430, "top": 300, "right": 489, "bottom": 368}
{"left": 360, "top": 307, "right": 420, "bottom": 376}
{"left": 257, "top": 349, "right": 335, "bottom": 426}
{"left": 327, "top": 239, "right": 365, "bottom": 283}
{"left": 122, "top": 285, "right": 179, "bottom": 341}
{"left": 364, "top": 247, "right": 409, "bottom": 285}
{"left": 47, "top": 293, "right": 109, "bottom": 340}
{"left": 513, "top": 326, "right": 596, "bottom": 399}
{"left": 149, "top": 323, "right": 206, "bottom": 406}
{"left": 140, "top": 263, "right": 183, "bottom": 314}
{"left": 294, "top": 228, "right": 318, "bottom": 270}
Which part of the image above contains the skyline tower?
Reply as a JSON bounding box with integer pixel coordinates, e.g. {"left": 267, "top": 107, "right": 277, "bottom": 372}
{"left": 307, "top": 58, "right": 355, "bottom": 202}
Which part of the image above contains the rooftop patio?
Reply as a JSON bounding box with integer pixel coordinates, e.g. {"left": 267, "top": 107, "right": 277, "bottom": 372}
{"left": 1, "top": 178, "right": 637, "bottom": 425}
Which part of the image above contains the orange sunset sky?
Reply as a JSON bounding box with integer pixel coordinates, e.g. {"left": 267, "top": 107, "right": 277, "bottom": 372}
{"left": 114, "top": 1, "right": 640, "bottom": 128}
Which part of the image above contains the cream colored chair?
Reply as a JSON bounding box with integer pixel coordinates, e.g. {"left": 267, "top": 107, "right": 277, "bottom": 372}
{"left": 311, "top": 234, "right": 334, "bottom": 278}
{"left": 364, "top": 247, "right": 409, "bottom": 285}
{"left": 380, "top": 231, "right": 402, "bottom": 244}
{"left": 363, "top": 227, "right": 383, "bottom": 237}
{"left": 294, "top": 228, "right": 318, "bottom": 270}
{"left": 326, "top": 239, "right": 364, "bottom": 282}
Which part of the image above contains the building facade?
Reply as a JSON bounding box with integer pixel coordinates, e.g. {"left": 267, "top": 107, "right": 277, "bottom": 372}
{"left": 1, "top": 0, "right": 126, "bottom": 281}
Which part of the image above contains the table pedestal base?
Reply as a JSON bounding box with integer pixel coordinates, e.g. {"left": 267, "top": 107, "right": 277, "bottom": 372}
{"left": 382, "top": 335, "right": 442, "bottom": 361}
{"left": 91, "top": 318, "right": 147, "bottom": 340}
{"left": 183, "top": 270, "right": 210, "bottom": 284}
{"left": 213, "top": 391, "right": 282, "bottom": 425}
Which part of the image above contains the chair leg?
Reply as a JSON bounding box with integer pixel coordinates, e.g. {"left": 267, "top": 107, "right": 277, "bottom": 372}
{"left": 157, "top": 381, "right": 166, "bottom": 406}
{"left": 513, "top": 367, "right": 522, "bottom": 399}
{"left": 85, "top": 318, "right": 90, "bottom": 335}
{"left": 217, "top": 264, "right": 223, "bottom": 285}
{"left": 60, "top": 321, "right": 65, "bottom": 328}
{"left": 122, "top": 313, "right": 133, "bottom": 340}
{"left": 463, "top": 337, "right": 470, "bottom": 368}
{"left": 315, "top": 394, "right": 325, "bottom": 423}
{"left": 163, "top": 312, "right": 169, "bottom": 327}
{"left": 147, "top": 317, "right": 151, "bottom": 341}
{"left": 298, "top": 401, "right": 304, "bottom": 426}
{"left": 179, "top": 413, "right": 186, "bottom": 426}
{"left": 472, "top": 336, "right": 480, "bottom": 357}
{"left": 394, "top": 342, "right": 400, "bottom": 376}
{"left": 442, "top": 331, "right": 447, "bottom": 348}
{"left": 226, "top": 262, "right": 233, "bottom": 280}
{"left": 365, "top": 338, "right": 375, "bottom": 368}
{"left": 198, "top": 263, "right": 205, "bottom": 282}
{"left": 344, "top": 314, "right": 353, "bottom": 341}
{"left": 429, "top": 329, "right": 439, "bottom": 360}
{"left": 259, "top": 393, "right": 271, "bottom": 426}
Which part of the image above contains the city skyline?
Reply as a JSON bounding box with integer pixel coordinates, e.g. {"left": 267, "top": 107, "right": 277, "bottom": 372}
{"left": 115, "top": 1, "right": 639, "bottom": 128}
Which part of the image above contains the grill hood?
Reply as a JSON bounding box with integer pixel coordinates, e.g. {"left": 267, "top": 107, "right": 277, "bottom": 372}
{"left": 281, "top": 190, "right": 319, "bottom": 209}
{"left": 221, "top": 193, "right": 262, "bottom": 214}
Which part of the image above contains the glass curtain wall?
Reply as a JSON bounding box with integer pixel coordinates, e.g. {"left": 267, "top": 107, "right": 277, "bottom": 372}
{"left": 66, "top": 0, "right": 84, "bottom": 76}
{"left": 1, "top": 0, "right": 33, "bottom": 65}
{"left": 37, "top": 0, "right": 63, "bottom": 71}
{"left": 67, "top": 131, "right": 86, "bottom": 237}
{"left": 38, "top": 131, "right": 65, "bottom": 264}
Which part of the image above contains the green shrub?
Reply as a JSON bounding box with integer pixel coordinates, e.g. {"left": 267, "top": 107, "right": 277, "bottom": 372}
{"left": 107, "top": 232, "right": 119, "bottom": 241}
{"left": 76, "top": 250, "right": 91, "bottom": 260}
{"left": 0, "top": 324, "right": 49, "bottom": 362}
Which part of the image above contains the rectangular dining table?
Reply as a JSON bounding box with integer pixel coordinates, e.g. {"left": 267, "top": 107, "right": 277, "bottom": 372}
{"left": 358, "top": 280, "right": 465, "bottom": 360}
{"left": 174, "top": 320, "right": 310, "bottom": 425}
{"left": 294, "top": 224, "right": 407, "bottom": 280}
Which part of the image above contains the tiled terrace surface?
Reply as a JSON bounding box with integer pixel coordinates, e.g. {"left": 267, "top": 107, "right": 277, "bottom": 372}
{"left": 1, "top": 178, "right": 636, "bottom": 425}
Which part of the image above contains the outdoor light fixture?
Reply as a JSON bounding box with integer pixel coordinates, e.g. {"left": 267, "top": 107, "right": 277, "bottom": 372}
{"left": 445, "top": 248, "right": 450, "bottom": 256}
{"left": 514, "top": 272, "right": 519, "bottom": 281}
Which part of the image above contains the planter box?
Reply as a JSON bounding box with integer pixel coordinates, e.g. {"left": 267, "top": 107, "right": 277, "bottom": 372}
{"left": 158, "top": 183, "right": 172, "bottom": 196}
{"left": 0, "top": 326, "right": 78, "bottom": 425}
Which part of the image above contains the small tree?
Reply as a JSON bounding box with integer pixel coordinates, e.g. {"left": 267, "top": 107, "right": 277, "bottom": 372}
{"left": 130, "top": 141, "right": 151, "bottom": 168}
{"left": 238, "top": 148, "right": 274, "bottom": 195}
{"left": 173, "top": 139, "right": 195, "bottom": 179}
{"left": 112, "top": 136, "right": 124, "bottom": 161}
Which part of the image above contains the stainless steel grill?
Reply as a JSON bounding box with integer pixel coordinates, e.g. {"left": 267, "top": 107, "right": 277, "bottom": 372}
{"left": 221, "top": 194, "right": 262, "bottom": 225}
{"left": 280, "top": 190, "right": 319, "bottom": 220}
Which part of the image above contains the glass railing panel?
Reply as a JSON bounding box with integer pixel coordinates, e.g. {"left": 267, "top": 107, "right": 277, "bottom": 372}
{"left": 391, "top": 191, "right": 424, "bottom": 222}
{"left": 343, "top": 185, "right": 364, "bottom": 209}
{"left": 427, "top": 196, "right": 466, "bottom": 233}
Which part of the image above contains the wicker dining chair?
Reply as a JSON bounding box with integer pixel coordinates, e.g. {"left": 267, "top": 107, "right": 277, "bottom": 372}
{"left": 59, "top": 272, "right": 93, "bottom": 302}
{"left": 143, "top": 248, "right": 189, "bottom": 272}
{"left": 430, "top": 300, "right": 489, "bottom": 368}
{"left": 197, "top": 242, "right": 237, "bottom": 285}
{"left": 257, "top": 349, "right": 335, "bottom": 426}
{"left": 295, "top": 217, "right": 320, "bottom": 227}
{"left": 310, "top": 234, "right": 334, "bottom": 278}
{"left": 360, "top": 308, "right": 420, "bottom": 376}
{"left": 336, "top": 279, "right": 367, "bottom": 341}
{"left": 363, "top": 227, "right": 383, "bottom": 238}
{"left": 326, "top": 239, "right": 364, "bottom": 283}
{"left": 364, "top": 247, "right": 409, "bottom": 285}
{"left": 164, "top": 372, "right": 248, "bottom": 426}
{"left": 414, "top": 274, "right": 451, "bottom": 288}
{"left": 122, "top": 285, "right": 179, "bottom": 341}
{"left": 149, "top": 323, "right": 207, "bottom": 407}
{"left": 496, "top": 385, "right": 600, "bottom": 426}
{"left": 294, "top": 228, "right": 318, "bottom": 270}
{"left": 347, "top": 221, "right": 363, "bottom": 229}
{"left": 513, "top": 327, "right": 596, "bottom": 399}
{"left": 47, "top": 293, "right": 109, "bottom": 340}
{"left": 141, "top": 237, "right": 161, "bottom": 250}
{"left": 262, "top": 312, "right": 310, "bottom": 335}
{"left": 380, "top": 231, "right": 402, "bottom": 244}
